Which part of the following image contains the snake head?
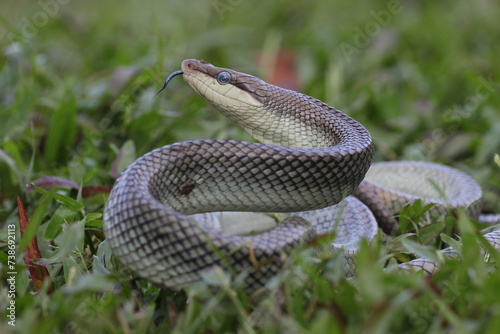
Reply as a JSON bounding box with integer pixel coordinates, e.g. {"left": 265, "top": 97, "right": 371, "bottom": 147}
{"left": 180, "top": 59, "right": 268, "bottom": 109}
{"left": 161, "top": 59, "right": 369, "bottom": 149}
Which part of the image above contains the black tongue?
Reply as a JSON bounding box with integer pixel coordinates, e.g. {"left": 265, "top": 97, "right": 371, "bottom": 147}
{"left": 155, "top": 70, "right": 184, "bottom": 96}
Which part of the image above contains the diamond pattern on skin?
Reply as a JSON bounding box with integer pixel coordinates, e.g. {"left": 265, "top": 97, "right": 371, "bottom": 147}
{"left": 104, "top": 127, "right": 373, "bottom": 292}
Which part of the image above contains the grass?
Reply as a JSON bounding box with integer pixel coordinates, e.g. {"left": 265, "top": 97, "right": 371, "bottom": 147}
{"left": 1, "top": 0, "right": 500, "bottom": 333}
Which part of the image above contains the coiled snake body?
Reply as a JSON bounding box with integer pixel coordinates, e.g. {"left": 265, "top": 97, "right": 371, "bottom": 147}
{"left": 104, "top": 59, "right": 500, "bottom": 291}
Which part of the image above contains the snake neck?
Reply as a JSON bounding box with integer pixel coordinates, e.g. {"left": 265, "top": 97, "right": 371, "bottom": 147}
{"left": 213, "top": 83, "right": 373, "bottom": 154}
{"left": 179, "top": 58, "right": 372, "bottom": 154}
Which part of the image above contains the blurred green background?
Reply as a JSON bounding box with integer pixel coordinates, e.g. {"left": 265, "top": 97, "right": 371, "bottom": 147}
{"left": 1, "top": 0, "right": 500, "bottom": 333}
{"left": 2, "top": 0, "right": 499, "bottom": 214}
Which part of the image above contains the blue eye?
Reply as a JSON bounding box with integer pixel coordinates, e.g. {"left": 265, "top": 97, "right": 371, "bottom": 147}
{"left": 216, "top": 71, "right": 231, "bottom": 85}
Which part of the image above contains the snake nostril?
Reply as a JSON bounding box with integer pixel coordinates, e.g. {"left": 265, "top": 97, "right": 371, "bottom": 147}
{"left": 182, "top": 59, "right": 196, "bottom": 71}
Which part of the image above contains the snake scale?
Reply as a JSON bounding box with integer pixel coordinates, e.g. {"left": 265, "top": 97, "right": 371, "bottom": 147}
{"left": 104, "top": 59, "right": 500, "bottom": 291}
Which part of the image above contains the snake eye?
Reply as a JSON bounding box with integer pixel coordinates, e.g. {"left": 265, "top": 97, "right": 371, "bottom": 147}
{"left": 216, "top": 71, "right": 231, "bottom": 85}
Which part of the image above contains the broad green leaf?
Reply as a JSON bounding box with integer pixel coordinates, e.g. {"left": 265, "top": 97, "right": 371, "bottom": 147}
{"left": 85, "top": 219, "right": 103, "bottom": 228}
{"left": 96, "top": 240, "right": 118, "bottom": 272}
{"left": 44, "top": 206, "right": 76, "bottom": 240}
{"left": 418, "top": 222, "right": 446, "bottom": 245}
{"left": 440, "top": 233, "right": 462, "bottom": 253}
{"left": 84, "top": 212, "right": 103, "bottom": 228}
{"left": 92, "top": 255, "right": 111, "bottom": 275}
{"left": 63, "top": 257, "right": 83, "bottom": 286}
{"left": 51, "top": 219, "right": 85, "bottom": 261}
{"left": 398, "top": 199, "right": 437, "bottom": 235}
{"left": 400, "top": 238, "right": 443, "bottom": 265}
{"left": 52, "top": 193, "right": 84, "bottom": 212}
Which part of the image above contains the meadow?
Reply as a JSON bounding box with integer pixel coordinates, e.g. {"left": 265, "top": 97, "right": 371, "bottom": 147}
{"left": 1, "top": 0, "right": 500, "bottom": 333}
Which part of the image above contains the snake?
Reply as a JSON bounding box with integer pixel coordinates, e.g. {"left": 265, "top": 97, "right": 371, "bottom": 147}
{"left": 104, "top": 59, "right": 500, "bottom": 291}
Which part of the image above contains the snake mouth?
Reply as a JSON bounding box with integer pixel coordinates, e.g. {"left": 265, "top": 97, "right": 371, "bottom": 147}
{"left": 155, "top": 59, "right": 212, "bottom": 96}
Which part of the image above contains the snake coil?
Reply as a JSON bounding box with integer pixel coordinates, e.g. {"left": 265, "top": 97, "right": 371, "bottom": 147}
{"left": 104, "top": 59, "right": 500, "bottom": 291}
